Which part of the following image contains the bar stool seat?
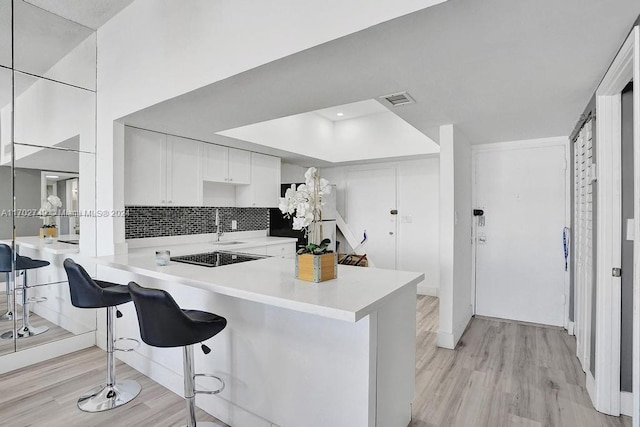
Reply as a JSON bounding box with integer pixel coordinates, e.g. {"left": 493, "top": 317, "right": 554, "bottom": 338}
{"left": 128, "top": 281, "right": 227, "bottom": 427}
{"left": 64, "top": 259, "right": 141, "bottom": 412}
{"left": 0, "top": 244, "right": 50, "bottom": 337}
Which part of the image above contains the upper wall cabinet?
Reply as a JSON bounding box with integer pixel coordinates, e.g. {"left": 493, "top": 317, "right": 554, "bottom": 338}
{"left": 14, "top": 0, "right": 96, "bottom": 91}
{"left": 237, "top": 153, "right": 281, "bottom": 208}
{"left": 202, "top": 144, "right": 251, "bottom": 184}
{"left": 124, "top": 127, "right": 202, "bottom": 206}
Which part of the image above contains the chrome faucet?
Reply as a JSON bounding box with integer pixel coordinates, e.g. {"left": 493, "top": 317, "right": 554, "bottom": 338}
{"left": 215, "top": 209, "right": 223, "bottom": 242}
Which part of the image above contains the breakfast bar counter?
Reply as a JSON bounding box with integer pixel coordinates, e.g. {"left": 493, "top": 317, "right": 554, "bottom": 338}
{"left": 94, "top": 241, "right": 422, "bottom": 427}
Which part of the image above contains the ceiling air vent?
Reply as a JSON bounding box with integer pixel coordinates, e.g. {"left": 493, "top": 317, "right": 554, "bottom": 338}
{"left": 379, "top": 91, "right": 415, "bottom": 107}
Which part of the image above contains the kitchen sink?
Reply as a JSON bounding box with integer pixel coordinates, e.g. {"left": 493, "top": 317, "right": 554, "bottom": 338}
{"left": 214, "top": 241, "right": 245, "bottom": 246}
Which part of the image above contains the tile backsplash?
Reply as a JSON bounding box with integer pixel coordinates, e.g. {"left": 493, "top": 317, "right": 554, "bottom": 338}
{"left": 125, "top": 206, "right": 269, "bottom": 239}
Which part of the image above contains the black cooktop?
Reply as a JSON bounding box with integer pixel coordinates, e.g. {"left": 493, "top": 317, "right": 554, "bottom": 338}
{"left": 170, "top": 251, "right": 266, "bottom": 267}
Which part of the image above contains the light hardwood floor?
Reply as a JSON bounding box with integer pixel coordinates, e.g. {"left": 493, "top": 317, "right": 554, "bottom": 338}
{"left": 412, "top": 296, "right": 632, "bottom": 427}
{"left": 0, "top": 295, "right": 632, "bottom": 426}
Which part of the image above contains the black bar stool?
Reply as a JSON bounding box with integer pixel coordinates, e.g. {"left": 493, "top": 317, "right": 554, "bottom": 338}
{"left": 0, "top": 243, "right": 50, "bottom": 338}
{"left": 0, "top": 244, "right": 14, "bottom": 321}
{"left": 128, "top": 281, "right": 227, "bottom": 427}
{"left": 63, "top": 259, "right": 141, "bottom": 412}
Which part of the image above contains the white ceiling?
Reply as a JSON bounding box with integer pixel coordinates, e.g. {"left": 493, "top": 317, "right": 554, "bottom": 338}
{"left": 122, "top": 0, "right": 640, "bottom": 163}
{"left": 314, "top": 99, "right": 390, "bottom": 122}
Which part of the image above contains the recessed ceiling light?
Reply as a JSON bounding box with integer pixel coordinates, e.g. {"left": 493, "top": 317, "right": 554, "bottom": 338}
{"left": 336, "top": 112, "right": 344, "bottom": 117}
{"left": 46, "top": 175, "right": 59, "bottom": 179}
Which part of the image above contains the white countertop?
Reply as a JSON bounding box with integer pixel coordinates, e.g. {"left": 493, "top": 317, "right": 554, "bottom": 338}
{"left": 11, "top": 235, "right": 80, "bottom": 255}
{"left": 95, "top": 237, "right": 423, "bottom": 322}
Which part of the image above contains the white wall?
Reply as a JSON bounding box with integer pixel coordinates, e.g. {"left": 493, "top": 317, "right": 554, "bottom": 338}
{"left": 281, "top": 162, "right": 306, "bottom": 184}
{"left": 438, "top": 124, "right": 473, "bottom": 349}
{"left": 96, "top": 0, "right": 446, "bottom": 255}
{"left": 320, "top": 157, "right": 440, "bottom": 294}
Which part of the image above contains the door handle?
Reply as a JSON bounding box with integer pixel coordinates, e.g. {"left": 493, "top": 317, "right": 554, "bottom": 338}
{"left": 390, "top": 209, "right": 398, "bottom": 215}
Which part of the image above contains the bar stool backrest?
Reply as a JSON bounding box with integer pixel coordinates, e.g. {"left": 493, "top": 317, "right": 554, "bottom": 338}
{"left": 0, "top": 244, "right": 12, "bottom": 273}
{"left": 64, "top": 258, "right": 108, "bottom": 308}
{"left": 128, "top": 281, "right": 208, "bottom": 348}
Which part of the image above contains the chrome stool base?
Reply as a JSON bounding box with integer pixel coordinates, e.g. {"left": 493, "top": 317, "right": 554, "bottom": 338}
{"left": 78, "top": 379, "right": 141, "bottom": 412}
{"left": 0, "top": 323, "right": 48, "bottom": 339}
{"left": 17, "top": 324, "right": 48, "bottom": 337}
{"left": 180, "top": 423, "right": 220, "bottom": 427}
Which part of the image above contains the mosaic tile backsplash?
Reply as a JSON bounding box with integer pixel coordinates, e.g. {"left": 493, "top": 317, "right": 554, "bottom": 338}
{"left": 125, "top": 206, "right": 269, "bottom": 239}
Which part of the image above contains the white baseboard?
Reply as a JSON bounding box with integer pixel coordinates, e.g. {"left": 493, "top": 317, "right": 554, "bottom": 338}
{"left": 586, "top": 371, "right": 596, "bottom": 407}
{"left": 0, "top": 332, "right": 95, "bottom": 374}
{"left": 620, "top": 391, "right": 633, "bottom": 417}
{"left": 417, "top": 283, "right": 438, "bottom": 297}
{"left": 437, "top": 307, "right": 473, "bottom": 350}
{"left": 567, "top": 321, "right": 575, "bottom": 336}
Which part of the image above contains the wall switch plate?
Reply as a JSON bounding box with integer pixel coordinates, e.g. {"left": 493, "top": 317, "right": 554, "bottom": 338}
{"left": 231, "top": 220, "right": 237, "bottom": 230}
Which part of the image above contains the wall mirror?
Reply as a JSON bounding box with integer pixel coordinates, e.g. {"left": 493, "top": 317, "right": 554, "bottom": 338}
{"left": 0, "top": 63, "right": 12, "bottom": 356}
{"left": 13, "top": 0, "right": 96, "bottom": 91}
{"left": 0, "top": 0, "right": 98, "bottom": 358}
{"left": 11, "top": 144, "right": 96, "bottom": 352}
{"left": 13, "top": 71, "right": 96, "bottom": 153}
{"left": 0, "top": 0, "right": 11, "bottom": 69}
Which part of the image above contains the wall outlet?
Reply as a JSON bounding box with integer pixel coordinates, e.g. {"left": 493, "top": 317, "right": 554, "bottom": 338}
{"left": 231, "top": 220, "right": 237, "bottom": 230}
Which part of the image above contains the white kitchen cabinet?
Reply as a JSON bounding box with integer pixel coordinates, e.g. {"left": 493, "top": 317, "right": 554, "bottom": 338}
{"left": 265, "top": 243, "right": 296, "bottom": 258}
{"left": 236, "top": 153, "right": 281, "bottom": 208}
{"left": 124, "top": 127, "right": 202, "bottom": 206}
{"left": 202, "top": 144, "right": 250, "bottom": 184}
{"left": 166, "top": 135, "right": 203, "bottom": 206}
{"left": 124, "top": 127, "right": 166, "bottom": 206}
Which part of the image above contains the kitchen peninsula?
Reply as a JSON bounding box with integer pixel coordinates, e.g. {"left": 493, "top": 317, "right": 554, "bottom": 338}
{"left": 95, "top": 235, "right": 422, "bottom": 427}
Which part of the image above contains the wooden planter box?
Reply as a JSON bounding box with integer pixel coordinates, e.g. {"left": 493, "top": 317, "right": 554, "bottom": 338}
{"left": 296, "top": 253, "right": 337, "bottom": 283}
{"left": 39, "top": 227, "right": 58, "bottom": 239}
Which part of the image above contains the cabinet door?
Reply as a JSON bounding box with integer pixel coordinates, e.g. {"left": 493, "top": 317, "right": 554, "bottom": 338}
{"left": 124, "top": 127, "right": 166, "bottom": 205}
{"left": 228, "top": 148, "right": 251, "bottom": 184}
{"left": 167, "top": 136, "right": 202, "bottom": 206}
{"left": 202, "top": 144, "right": 228, "bottom": 183}
{"left": 237, "top": 153, "right": 281, "bottom": 207}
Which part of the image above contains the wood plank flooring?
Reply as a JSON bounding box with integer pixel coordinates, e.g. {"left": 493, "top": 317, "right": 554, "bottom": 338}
{"left": 0, "top": 295, "right": 632, "bottom": 426}
{"left": 0, "top": 347, "right": 227, "bottom": 426}
{"left": 0, "top": 290, "right": 75, "bottom": 356}
{"left": 411, "top": 296, "right": 632, "bottom": 427}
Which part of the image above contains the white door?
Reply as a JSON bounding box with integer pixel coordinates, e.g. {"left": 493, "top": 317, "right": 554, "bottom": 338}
{"left": 202, "top": 144, "right": 228, "bottom": 183}
{"left": 228, "top": 148, "right": 251, "bottom": 184}
{"left": 345, "top": 168, "right": 397, "bottom": 270}
{"left": 474, "top": 144, "right": 567, "bottom": 326}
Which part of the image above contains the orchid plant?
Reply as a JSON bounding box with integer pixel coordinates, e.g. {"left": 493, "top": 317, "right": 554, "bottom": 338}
{"left": 39, "top": 195, "right": 62, "bottom": 228}
{"left": 279, "top": 167, "right": 333, "bottom": 254}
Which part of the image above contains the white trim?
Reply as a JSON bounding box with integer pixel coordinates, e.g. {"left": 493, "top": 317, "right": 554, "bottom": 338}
{"left": 0, "top": 332, "right": 95, "bottom": 374}
{"left": 567, "top": 321, "right": 575, "bottom": 336}
{"left": 630, "top": 25, "right": 640, "bottom": 427}
{"left": 587, "top": 370, "right": 597, "bottom": 405}
{"left": 436, "top": 306, "right": 472, "bottom": 350}
{"left": 417, "top": 282, "right": 438, "bottom": 296}
{"left": 621, "top": 391, "right": 634, "bottom": 417}
{"left": 472, "top": 136, "right": 568, "bottom": 153}
{"left": 592, "top": 27, "right": 637, "bottom": 417}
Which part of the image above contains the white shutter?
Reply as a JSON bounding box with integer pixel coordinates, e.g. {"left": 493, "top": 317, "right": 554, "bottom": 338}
{"left": 574, "top": 119, "right": 594, "bottom": 369}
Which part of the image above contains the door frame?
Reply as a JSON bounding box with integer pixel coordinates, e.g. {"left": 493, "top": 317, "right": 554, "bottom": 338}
{"left": 470, "top": 137, "right": 571, "bottom": 323}
{"left": 591, "top": 26, "right": 639, "bottom": 419}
